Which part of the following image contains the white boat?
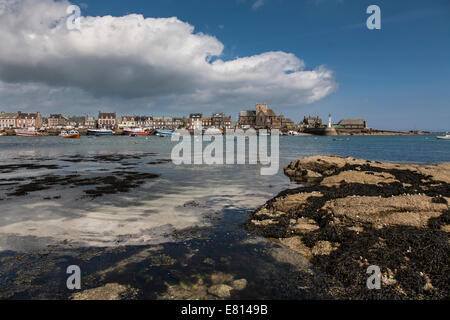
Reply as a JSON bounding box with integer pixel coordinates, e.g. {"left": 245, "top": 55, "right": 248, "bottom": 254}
{"left": 437, "top": 133, "right": 450, "bottom": 140}
{"left": 14, "top": 127, "right": 40, "bottom": 136}
{"left": 156, "top": 129, "right": 176, "bottom": 137}
{"left": 60, "top": 130, "right": 80, "bottom": 139}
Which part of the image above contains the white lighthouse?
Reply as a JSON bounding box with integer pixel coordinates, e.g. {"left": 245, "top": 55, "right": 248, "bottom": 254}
{"left": 328, "top": 114, "right": 332, "bottom": 128}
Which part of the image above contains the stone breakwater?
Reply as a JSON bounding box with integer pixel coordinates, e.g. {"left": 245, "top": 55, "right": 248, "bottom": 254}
{"left": 246, "top": 156, "right": 450, "bottom": 299}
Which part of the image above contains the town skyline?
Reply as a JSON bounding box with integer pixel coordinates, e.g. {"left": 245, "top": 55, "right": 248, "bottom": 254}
{"left": 1, "top": 103, "right": 374, "bottom": 135}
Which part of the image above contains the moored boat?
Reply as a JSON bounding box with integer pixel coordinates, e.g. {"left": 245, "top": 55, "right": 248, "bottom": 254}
{"left": 155, "top": 129, "right": 176, "bottom": 137}
{"left": 60, "top": 130, "right": 80, "bottom": 139}
{"left": 437, "top": 133, "right": 450, "bottom": 140}
{"left": 14, "top": 127, "right": 40, "bottom": 136}
{"left": 123, "top": 128, "right": 148, "bottom": 136}
{"left": 87, "top": 128, "right": 114, "bottom": 136}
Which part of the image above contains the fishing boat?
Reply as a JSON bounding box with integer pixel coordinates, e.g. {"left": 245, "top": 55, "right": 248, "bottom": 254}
{"left": 437, "top": 133, "right": 450, "bottom": 140}
{"left": 155, "top": 129, "right": 176, "bottom": 137}
{"left": 60, "top": 130, "right": 80, "bottom": 139}
{"left": 14, "top": 127, "right": 40, "bottom": 136}
{"left": 123, "top": 128, "right": 148, "bottom": 136}
{"left": 87, "top": 128, "right": 114, "bottom": 136}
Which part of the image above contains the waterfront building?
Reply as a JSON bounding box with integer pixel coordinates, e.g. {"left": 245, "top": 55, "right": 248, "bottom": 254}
{"left": 337, "top": 119, "right": 367, "bottom": 129}
{"left": 118, "top": 116, "right": 154, "bottom": 129}
{"left": 0, "top": 112, "right": 19, "bottom": 129}
{"left": 119, "top": 116, "right": 136, "bottom": 129}
{"left": 212, "top": 113, "right": 232, "bottom": 130}
{"left": 48, "top": 114, "right": 67, "bottom": 128}
{"left": 202, "top": 117, "right": 212, "bottom": 128}
{"left": 189, "top": 113, "right": 203, "bottom": 130}
{"left": 162, "top": 117, "right": 174, "bottom": 129}
{"left": 153, "top": 117, "right": 163, "bottom": 129}
{"left": 279, "top": 114, "right": 295, "bottom": 129}
{"left": 135, "top": 116, "right": 153, "bottom": 129}
{"left": 239, "top": 104, "right": 288, "bottom": 130}
{"left": 98, "top": 112, "right": 117, "bottom": 129}
{"left": 84, "top": 116, "right": 97, "bottom": 129}
{"left": 67, "top": 116, "right": 87, "bottom": 128}
{"left": 255, "top": 103, "right": 281, "bottom": 129}
{"left": 16, "top": 112, "right": 43, "bottom": 128}
{"left": 173, "top": 117, "right": 185, "bottom": 129}
{"left": 301, "top": 116, "right": 323, "bottom": 129}
{"left": 223, "top": 116, "right": 232, "bottom": 130}
{"left": 238, "top": 110, "right": 256, "bottom": 129}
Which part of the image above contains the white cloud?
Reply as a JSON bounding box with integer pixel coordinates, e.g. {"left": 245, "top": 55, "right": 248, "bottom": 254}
{"left": 252, "top": 0, "right": 265, "bottom": 10}
{"left": 0, "top": 0, "right": 337, "bottom": 114}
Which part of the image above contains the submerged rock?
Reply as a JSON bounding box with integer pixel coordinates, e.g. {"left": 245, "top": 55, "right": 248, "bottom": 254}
{"left": 231, "top": 279, "right": 248, "bottom": 291}
{"left": 208, "top": 284, "right": 233, "bottom": 298}
{"left": 71, "top": 283, "right": 138, "bottom": 300}
{"left": 210, "top": 272, "right": 234, "bottom": 285}
{"left": 160, "top": 277, "right": 209, "bottom": 300}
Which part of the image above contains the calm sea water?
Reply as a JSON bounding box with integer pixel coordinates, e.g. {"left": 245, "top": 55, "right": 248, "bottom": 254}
{"left": 0, "top": 134, "right": 448, "bottom": 251}
{"left": 0, "top": 135, "right": 448, "bottom": 299}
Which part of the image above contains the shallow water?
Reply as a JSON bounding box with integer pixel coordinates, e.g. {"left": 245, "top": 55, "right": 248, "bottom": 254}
{"left": 0, "top": 135, "right": 448, "bottom": 299}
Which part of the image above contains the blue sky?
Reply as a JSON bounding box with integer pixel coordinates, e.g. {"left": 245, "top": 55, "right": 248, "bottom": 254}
{"left": 76, "top": 0, "right": 450, "bottom": 131}
{"left": 1, "top": 0, "right": 449, "bottom": 131}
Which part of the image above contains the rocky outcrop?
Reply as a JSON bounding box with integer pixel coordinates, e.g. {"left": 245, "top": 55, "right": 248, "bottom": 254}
{"left": 71, "top": 283, "right": 139, "bottom": 300}
{"left": 247, "top": 156, "right": 450, "bottom": 299}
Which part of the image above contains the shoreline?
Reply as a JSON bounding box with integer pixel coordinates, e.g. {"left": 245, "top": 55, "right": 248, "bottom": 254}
{"left": 246, "top": 155, "right": 450, "bottom": 299}
{"left": 0, "top": 128, "right": 443, "bottom": 137}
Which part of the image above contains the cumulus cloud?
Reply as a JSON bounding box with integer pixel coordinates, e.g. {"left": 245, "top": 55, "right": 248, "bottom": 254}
{"left": 0, "top": 0, "right": 337, "bottom": 113}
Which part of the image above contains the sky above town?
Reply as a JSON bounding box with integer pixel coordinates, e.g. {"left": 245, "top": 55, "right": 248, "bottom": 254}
{"left": 0, "top": 0, "right": 449, "bottom": 131}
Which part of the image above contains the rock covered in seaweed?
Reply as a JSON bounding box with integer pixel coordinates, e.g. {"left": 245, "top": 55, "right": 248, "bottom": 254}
{"left": 247, "top": 155, "right": 450, "bottom": 299}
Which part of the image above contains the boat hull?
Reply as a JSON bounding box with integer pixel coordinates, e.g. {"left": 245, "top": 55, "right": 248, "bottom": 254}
{"left": 123, "top": 130, "right": 148, "bottom": 136}
{"left": 62, "top": 134, "right": 80, "bottom": 139}
{"left": 156, "top": 130, "right": 176, "bottom": 137}
{"left": 14, "top": 129, "right": 40, "bottom": 136}
{"left": 87, "top": 130, "right": 114, "bottom": 136}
